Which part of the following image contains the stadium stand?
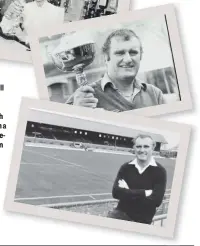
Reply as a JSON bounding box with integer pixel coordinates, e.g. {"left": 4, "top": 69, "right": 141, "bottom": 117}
{"left": 25, "top": 121, "right": 167, "bottom": 152}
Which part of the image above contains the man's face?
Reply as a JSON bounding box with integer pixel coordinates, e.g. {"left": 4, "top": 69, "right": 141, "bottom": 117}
{"left": 105, "top": 36, "right": 142, "bottom": 83}
{"left": 134, "top": 137, "right": 154, "bottom": 162}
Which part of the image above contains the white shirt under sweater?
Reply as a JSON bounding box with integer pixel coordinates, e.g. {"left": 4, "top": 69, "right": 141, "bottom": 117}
{"left": 128, "top": 157, "right": 157, "bottom": 174}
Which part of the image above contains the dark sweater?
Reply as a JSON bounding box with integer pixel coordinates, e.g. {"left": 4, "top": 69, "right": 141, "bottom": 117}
{"left": 112, "top": 161, "right": 167, "bottom": 224}
{"left": 93, "top": 80, "right": 165, "bottom": 112}
{"left": 66, "top": 79, "right": 165, "bottom": 112}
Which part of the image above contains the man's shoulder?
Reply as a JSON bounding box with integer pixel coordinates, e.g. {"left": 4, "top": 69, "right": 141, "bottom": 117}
{"left": 92, "top": 78, "right": 103, "bottom": 87}
{"left": 120, "top": 161, "right": 133, "bottom": 170}
{"left": 90, "top": 78, "right": 104, "bottom": 92}
{"left": 155, "top": 161, "right": 167, "bottom": 175}
{"left": 143, "top": 82, "right": 162, "bottom": 94}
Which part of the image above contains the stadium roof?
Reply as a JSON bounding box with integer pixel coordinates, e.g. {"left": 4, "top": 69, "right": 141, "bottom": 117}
{"left": 166, "top": 145, "right": 179, "bottom": 151}
{"left": 28, "top": 111, "right": 168, "bottom": 144}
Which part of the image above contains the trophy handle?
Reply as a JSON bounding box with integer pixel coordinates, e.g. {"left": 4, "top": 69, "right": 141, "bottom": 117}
{"left": 73, "top": 64, "right": 88, "bottom": 87}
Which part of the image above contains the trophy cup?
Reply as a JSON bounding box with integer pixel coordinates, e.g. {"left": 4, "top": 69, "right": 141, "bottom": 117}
{"left": 49, "top": 32, "right": 96, "bottom": 87}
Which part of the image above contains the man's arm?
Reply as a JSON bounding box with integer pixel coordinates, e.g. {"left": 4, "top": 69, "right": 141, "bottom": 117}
{"left": 112, "top": 164, "right": 167, "bottom": 206}
{"left": 145, "top": 166, "right": 167, "bottom": 207}
{"left": 66, "top": 85, "right": 98, "bottom": 108}
{"left": 112, "top": 164, "right": 147, "bottom": 201}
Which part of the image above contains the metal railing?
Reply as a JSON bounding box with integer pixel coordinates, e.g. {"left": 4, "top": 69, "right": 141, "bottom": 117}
{"left": 152, "top": 189, "right": 171, "bottom": 226}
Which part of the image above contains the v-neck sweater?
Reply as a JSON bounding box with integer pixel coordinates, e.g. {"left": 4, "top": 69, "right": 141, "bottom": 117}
{"left": 112, "top": 161, "right": 167, "bottom": 224}
{"left": 93, "top": 79, "right": 165, "bottom": 112}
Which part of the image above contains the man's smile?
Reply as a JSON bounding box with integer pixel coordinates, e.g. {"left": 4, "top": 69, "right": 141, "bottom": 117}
{"left": 119, "top": 65, "right": 135, "bottom": 68}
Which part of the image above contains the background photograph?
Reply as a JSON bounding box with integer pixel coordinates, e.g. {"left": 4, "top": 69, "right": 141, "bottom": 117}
{"left": 0, "top": 0, "right": 128, "bottom": 61}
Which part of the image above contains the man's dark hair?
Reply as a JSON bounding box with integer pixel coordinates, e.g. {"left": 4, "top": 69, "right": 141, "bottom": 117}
{"left": 102, "top": 28, "right": 143, "bottom": 59}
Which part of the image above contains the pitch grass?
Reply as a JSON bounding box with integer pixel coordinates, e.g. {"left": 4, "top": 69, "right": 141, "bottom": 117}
{"left": 62, "top": 201, "right": 117, "bottom": 217}
{"left": 62, "top": 201, "right": 165, "bottom": 217}
{"left": 17, "top": 147, "right": 175, "bottom": 206}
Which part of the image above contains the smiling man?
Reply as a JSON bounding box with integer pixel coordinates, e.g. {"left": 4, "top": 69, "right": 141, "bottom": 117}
{"left": 69, "top": 29, "right": 166, "bottom": 112}
{"left": 107, "top": 134, "right": 167, "bottom": 224}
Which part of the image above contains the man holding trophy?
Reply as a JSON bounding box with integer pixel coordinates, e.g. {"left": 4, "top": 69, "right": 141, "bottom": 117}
{"left": 64, "top": 29, "right": 166, "bottom": 112}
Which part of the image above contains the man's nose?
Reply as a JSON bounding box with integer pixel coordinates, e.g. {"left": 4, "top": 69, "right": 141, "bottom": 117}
{"left": 140, "top": 147, "right": 145, "bottom": 152}
{"left": 123, "top": 52, "right": 132, "bottom": 62}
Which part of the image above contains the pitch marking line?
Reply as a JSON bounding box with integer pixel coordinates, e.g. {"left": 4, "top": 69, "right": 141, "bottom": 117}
{"left": 23, "top": 148, "right": 113, "bottom": 183}
{"left": 24, "top": 149, "right": 82, "bottom": 167}
{"left": 14, "top": 192, "right": 112, "bottom": 201}
{"left": 21, "top": 162, "right": 75, "bottom": 167}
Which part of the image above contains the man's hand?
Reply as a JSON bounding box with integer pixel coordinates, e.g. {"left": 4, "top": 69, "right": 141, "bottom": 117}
{"left": 73, "top": 85, "right": 98, "bottom": 108}
{"left": 145, "top": 190, "right": 153, "bottom": 197}
{"left": 118, "top": 179, "right": 129, "bottom": 189}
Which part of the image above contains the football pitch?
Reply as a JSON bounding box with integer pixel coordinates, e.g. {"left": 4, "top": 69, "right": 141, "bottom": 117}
{"left": 14, "top": 145, "right": 175, "bottom": 206}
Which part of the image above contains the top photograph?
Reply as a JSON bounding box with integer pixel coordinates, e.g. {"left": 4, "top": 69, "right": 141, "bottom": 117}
{"left": 0, "top": 0, "right": 132, "bottom": 62}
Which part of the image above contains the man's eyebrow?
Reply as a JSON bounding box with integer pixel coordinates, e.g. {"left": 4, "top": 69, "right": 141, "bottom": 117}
{"left": 129, "top": 48, "right": 139, "bottom": 51}
{"left": 135, "top": 144, "right": 150, "bottom": 147}
{"left": 114, "top": 49, "right": 126, "bottom": 53}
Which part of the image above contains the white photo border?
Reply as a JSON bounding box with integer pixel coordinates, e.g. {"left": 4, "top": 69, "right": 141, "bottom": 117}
{"left": 29, "top": 4, "right": 192, "bottom": 117}
{"left": 4, "top": 97, "right": 191, "bottom": 238}
{"left": 0, "top": 0, "right": 132, "bottom": 63}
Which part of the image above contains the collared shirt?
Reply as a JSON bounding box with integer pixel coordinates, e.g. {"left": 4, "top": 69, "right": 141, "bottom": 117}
{"left": 101, "top": 73, "right": 142, "bottom": 102}
{"left": 128, "top": 157, "right": 157, "bottom": 174}
{"left": 94, "top": 73, "right": 165, "bottom": 112}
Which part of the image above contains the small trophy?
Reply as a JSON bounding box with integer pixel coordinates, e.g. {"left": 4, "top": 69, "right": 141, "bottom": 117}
{"left": 50, "top": 32, "right": 95, "bottom": 87}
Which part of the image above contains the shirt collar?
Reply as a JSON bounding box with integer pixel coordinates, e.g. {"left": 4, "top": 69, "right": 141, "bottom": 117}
{"left": 101, "top": 73, "right": 146, "bottom": 92}
{"left": 128, "top": 157, "right": 157, "bottom": 174}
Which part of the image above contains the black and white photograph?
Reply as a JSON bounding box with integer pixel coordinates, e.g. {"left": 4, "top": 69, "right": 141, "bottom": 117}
{"left": 30, "top": 4, "right": 192, "bottom": 116}
{"left": 5, "top": 98, "right": 191, "bottom": 238}
{"left": 0, "top": 0, "right": 131, "bottom": 62}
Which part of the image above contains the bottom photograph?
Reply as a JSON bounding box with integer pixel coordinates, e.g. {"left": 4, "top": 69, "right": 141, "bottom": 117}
{"left": 5, "top": 98, "right": 191, "bottom": 238}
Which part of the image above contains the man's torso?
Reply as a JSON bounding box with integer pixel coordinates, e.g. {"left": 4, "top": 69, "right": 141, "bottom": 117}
{"left": 116, "top": 162, "right": 166, "bottom": 223}
{"left": 93, "top": 79, "right": 165, "bottom": 112}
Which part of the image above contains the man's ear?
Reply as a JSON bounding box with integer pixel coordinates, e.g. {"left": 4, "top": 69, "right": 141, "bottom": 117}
{"left": 140, "top": 52, "right": 143, "bottom": 61}
{"left": 104, "top": 53, "right": 110, "bottom": 63}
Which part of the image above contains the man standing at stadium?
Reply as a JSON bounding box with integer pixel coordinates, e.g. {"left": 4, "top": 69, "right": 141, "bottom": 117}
{"left": 67, "top": 29, "right": 166, "bottom": 112}
{"left": 108, "top": 134, "right": 167, "bottom": 224}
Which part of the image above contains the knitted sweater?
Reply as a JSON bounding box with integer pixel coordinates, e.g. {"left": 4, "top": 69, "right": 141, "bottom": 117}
{"left": 66, "top": 78, "right": 165, "bottom": 112}
{"left": 112, "top": 161, "right": 167, "bottom": 224}
{"left": 93, "top": 79, "right": 165, "bottom": 112}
